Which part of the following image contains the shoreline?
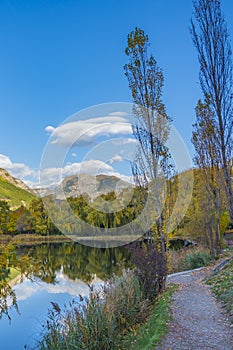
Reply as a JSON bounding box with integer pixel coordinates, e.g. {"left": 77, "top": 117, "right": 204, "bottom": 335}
{"left": 0, "top": 233, "right": 142, "bottom": 246}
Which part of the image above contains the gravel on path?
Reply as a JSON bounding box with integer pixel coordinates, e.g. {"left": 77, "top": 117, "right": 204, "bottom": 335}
{"left": 156, "top": 267, "right": 233, "bottom": 350}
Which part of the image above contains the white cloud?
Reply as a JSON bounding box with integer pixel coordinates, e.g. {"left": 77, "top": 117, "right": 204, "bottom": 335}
{"left": 0, "top": 153, "right": 37, "bottom": 180}
{"left": 109, "top": 155, "right": 123, "bottom": 164}
{"left": 23, "top": 179, "right": 39, "bottom": 188}
{"left": 0, "top": 152, "right": 132, "bottom": 190}
{"left": 39, "top": 158, "right": 133, "bottom": 188}
{"left": 40, "top": 160, "right": 115, "bottom": 187}
{"left": 109, "top": 111, "right": 128, "bottom": 117}
{"left": 39, "top": 167, "right": 63, "bottom": 188}
{"left": 63, "top": 159, "right": 113, "bottom": 176}
{"left": 45, "top": 125, "right": 55, "bottom": 133}
{"left": 112, "top": 138, "right": 137, "bottom": 145}
{"left": 14, "top": 271, "right": 103, "bottom": 301}
{"left": 45, "top": 116, "right": 133, "bottom": 147}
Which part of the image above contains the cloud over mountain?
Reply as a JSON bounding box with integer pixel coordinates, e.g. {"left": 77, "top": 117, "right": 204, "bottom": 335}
{"left": 0, "top": 153, "right": 36, "bottom": 180}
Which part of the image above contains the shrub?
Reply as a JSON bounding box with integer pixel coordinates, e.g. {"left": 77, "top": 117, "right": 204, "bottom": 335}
{"left": 178, "top": 250, "right": 212, "bottom": 271}
{"left": 129, "top": 240, "right": 167, "bottom": 301}
{"left": 168, "top": 247, "right": 213, "bottom": 273}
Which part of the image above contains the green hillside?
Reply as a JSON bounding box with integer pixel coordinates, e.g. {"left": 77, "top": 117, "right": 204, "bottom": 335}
{"left": 0, "top": 175, "right": 36, "bottom": 208}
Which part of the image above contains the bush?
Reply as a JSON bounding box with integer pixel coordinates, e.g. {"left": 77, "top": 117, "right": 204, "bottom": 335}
{"left": 129, "top": 240, "right": 167, "bottom": 301}
{"left": 168, "top": 247, "right": 213, "bottom": 273}
{"left": 178, "top": 250, "right": 212, "bottom": 271}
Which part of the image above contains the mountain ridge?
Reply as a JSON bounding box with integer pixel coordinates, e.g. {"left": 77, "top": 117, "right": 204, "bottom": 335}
{"left": 37, "top": 173, "right": 132, "bottom": 199}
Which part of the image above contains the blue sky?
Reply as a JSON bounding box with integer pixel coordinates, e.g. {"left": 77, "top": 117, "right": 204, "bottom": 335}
{"left": 0, "top": 0, "right": 233, "bottom": 187}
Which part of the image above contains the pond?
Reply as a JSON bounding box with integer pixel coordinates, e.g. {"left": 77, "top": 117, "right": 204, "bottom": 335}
{"left": 0, "top": 242, "right": 131, "bottom": 349}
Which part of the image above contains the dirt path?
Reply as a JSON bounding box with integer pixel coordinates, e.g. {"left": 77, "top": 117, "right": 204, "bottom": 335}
{"left": 156, "top": 267, "right": 233, "bottom": 350}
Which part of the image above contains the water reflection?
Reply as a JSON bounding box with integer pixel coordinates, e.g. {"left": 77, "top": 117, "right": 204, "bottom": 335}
{"left": 15, "top": 271, "right": 102, "bottom": 301}
{"left": 0, "top": 242, "right": 34, "bottom": 319}
{"left": 25, "top": 242, "right": 132, "bottom": 283}
{"left": 0, "top": 274, "right": 98, "bottom": 350}
{"left": 0, "top": 242, "right": 131, "bottom": 319}
{"left": 0, "top": 241, "right": 131, "bottom": 349}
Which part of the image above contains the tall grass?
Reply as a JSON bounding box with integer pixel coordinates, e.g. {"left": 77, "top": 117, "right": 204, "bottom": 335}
{"left": 37, "top": 270, "right": 150, "bottom": 350}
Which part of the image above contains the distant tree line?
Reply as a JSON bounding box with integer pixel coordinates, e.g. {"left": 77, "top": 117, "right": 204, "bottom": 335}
{"left": 0, "top": 198, "right": 59, "bottom": 235}
{"left": 0, "top": 187, "right": 148, "bottom": 236}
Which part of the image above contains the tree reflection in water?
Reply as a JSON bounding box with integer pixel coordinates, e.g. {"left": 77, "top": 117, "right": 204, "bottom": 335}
{"left": 0, "top": 242, "right": 131, "bottom": 319}
{"left": 27, "top": 243, "right": 132, "bottom": 283}
{"left": 0, "top": 243, "right": 34, "bottom": 320}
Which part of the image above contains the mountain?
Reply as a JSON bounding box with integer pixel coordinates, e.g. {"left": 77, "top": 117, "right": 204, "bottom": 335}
{"left": 39, "top": 173, "right": 132, "bottom": 199}
{"left": 0, "top": 168, "right": 36, "bottom": 208}
{"left": 63, "top": 174, "right": 132, "bottom": 198}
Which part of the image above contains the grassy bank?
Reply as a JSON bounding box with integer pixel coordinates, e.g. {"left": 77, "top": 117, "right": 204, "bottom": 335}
{"left": 0, "top": 173, "right": 35, "bottom": 208}
{"left": 0, "top": 233, "right": 139, "bottom": 246}
{"left": 6, "top": 267, "right": 21, "bottom": 282}
{"left": 38, "top": 270, "right": 147, "bottom": 350}
{"left": 0, "top": 234, "right": 72, "bottom": 246}
{"left": 206, "top": 256, "right": 233, "bottom": 322}
{"left": 121, "top": 285, "right": 177, "bottom": 350}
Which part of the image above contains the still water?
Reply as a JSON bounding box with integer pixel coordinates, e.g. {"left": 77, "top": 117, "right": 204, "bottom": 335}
{"left": 0, "top": 242, "right": 131, "bottom": 349}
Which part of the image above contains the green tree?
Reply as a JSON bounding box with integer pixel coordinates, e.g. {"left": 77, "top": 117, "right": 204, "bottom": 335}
{"left": 7, "top": 210, "right": 18, "bottom": 234}
{"left": 15, "top": 206, "right": 34, "bottom": 233}
{"left": 0, "top": 201, "right": 10, "bottom": 234}
{"left": 29, "top": 198, "right": 49, "bottom": 234}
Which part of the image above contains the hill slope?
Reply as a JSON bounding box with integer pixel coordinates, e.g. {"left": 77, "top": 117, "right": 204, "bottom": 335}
{"left": 0, "top": 168, "right": 36, "bottom": 208}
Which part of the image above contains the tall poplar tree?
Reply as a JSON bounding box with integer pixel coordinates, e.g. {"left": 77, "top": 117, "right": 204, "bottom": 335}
{"left": 124, "top": 27, "right": 173, "bottom": 254}
{"left": 192, "top": 98, "right": 223, "bottom": 255}
{"left": 190, "top": 0, "right": 233, "bottom": 223}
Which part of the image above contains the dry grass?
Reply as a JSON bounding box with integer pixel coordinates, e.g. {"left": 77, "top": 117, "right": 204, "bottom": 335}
{"left": 168, "top": 246, "right": 213, "bottom": 273}
{"left": 0, "top": 234, "right": 72, "bottom": 246}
